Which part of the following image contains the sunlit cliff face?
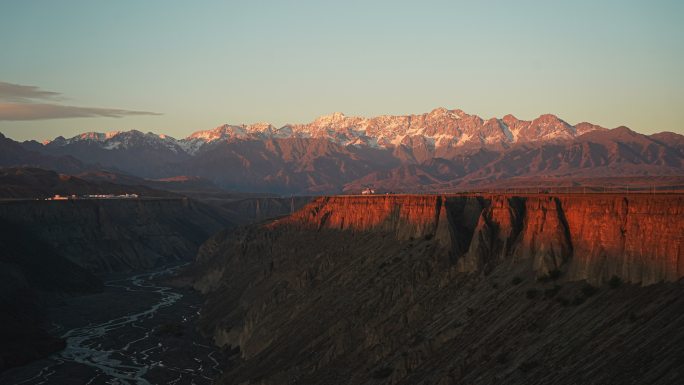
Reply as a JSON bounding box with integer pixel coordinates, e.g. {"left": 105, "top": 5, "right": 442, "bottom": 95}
{"left": 269, "top": 194, "right": 684, "bottom": 285}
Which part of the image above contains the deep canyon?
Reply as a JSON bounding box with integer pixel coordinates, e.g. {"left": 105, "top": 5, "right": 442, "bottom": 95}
{"left": 1, "top": 193, "right": 683, "bottom": 384}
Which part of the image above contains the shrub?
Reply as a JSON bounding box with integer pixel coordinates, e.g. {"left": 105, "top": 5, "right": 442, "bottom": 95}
{"left": 556, "top": 297, "right": 570, "bottom": 307}
{"left": 526, "top": 289, "right": 538, "bottom": 299}
{"left": 156, "top": 322, "right": 184, "bottom": 337}
{"left": 581, "top": 284, "right": 598, "bottom": 297}
{"left": 537, "top": 269, "right": 562, "bottom": 283}
{"left": 511, "top": 277, "right": 523, "bottom": 285}
{"left": 544, "top": 285, "right": 561, "bottom": 298}
{"left": 608, "top": 275, "right": 623, "bottom": 289}
{"left": 527, "top": 322, "right": 542, "bottom": 333}
{"left": 410, "top": 334, "right": 426, "bottom": 347}
{"left": 548, "top": 269, "right": 562, "bottom": 280}
{"left": 372, "top": 367, "right": 393, "bottom": 379}
{"left": 518, "top": 360, "right": 539, "bottom": 373}
{"left": 496, "top": 352, "right": 508, "bottom": 364}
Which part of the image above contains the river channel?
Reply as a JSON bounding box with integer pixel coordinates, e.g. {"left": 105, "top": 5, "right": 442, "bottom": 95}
{"left": 0, "top": 265, "right": 226, "bottom": 385}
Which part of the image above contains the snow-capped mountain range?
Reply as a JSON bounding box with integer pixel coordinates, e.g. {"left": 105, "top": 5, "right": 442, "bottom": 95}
{"left": 44, "top": 107, "right": 605, "bottom": 155}
{"left": 8, "top": 106, "right": 680, "bottom": 194}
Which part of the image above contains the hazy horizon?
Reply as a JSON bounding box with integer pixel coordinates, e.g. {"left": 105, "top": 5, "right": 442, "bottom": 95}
{"left": 1, "top": 0, "right": 682, "bottom": 142}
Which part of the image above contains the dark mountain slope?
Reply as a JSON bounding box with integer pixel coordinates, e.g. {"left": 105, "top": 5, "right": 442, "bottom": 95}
{"left": 0, "top": 167, "right": 173, "bottom": 199}
{"left": 38, "top": 130, "right": 190, "bottom": 178}
{"left": 0, "top": 198, "right": 232, "bottom": 272}
{"left": 182, "top": 138, "right": 399, "bottom": 193}
{"left": 0, "top": 133, "right": 86, "bottom": 174}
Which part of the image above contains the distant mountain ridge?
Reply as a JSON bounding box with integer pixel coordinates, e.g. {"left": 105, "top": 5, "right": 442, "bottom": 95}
{"left": 3, "top": 107, "right": 683, "bottom": 194}
{"left": 41, "top": 107, "right": 606, "bottom": 156}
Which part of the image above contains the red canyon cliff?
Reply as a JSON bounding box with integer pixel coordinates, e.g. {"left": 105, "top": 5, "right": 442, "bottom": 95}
{"left": 186, "top": 193, "right": 684, "bottom": 385}
{"left": 274, "top": 194, "right": 683, "bottom": 285}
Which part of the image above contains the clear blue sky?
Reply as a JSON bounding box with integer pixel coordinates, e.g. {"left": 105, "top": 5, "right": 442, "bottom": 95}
{"left": 1, "top": 0, "right": 682, "bottom": 141}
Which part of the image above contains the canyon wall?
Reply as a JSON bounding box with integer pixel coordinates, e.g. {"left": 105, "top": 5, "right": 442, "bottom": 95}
{"left": 0, "top": 198, "right": 231, "bottom": 272}
{"left": 186, "top": 193, "right": 684, "bottom": 385}
{"left": 274, "top": 194, "right": 683, "bottom": 285}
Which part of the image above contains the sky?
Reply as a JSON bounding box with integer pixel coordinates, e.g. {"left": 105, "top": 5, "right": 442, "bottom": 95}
{"left": 0, "top": 0, "right": 682, "bottom": 141}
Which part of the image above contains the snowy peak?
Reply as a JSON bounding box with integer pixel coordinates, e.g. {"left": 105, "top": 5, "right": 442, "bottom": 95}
{"left": 187, "top": 123, "right": 279, "bottom": 141}
{"left": 314, "top": 112, "right": 347, "bottom": 124}
{"left": 52, "top": 130, "right": 122, "bottom": 143}
{"left": 45, "top": 129, "right": 187, "bottom": 154}
{"left": 43, "top": 108, "right": 609, "bottom": 156}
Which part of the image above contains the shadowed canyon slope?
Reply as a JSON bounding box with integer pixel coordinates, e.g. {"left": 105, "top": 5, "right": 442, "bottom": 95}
{"left": 0, "top": 218, "right": 102, "bottom": 371}
{"left": 185, "top": 194, "right": 684, "bottom": 385}
{"left": 0, "top": 198, "right": 231, "bottom": 272}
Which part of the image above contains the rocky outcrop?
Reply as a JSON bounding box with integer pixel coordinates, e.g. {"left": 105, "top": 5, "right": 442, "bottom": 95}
{"left": 185, "top": 193, "right": 684, "bottom": 385}
{"left": 0, "top": 198, "right": 231, "bottom": 272}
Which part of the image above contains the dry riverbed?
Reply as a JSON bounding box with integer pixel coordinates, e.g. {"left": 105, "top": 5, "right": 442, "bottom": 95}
{"left": 0, "top": 265, "right": 227, "bottom": 385}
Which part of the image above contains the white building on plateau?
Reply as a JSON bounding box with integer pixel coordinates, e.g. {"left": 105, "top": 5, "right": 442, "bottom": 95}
{"left": 48, "top": 194, "right": 70, "bottom": 200}
{"left": 361, "top": 187, "right": 375, "bottom": 195}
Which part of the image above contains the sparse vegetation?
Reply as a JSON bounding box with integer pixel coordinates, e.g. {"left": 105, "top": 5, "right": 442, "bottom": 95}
{"left": 571, "top": 296, "right": 586, "bottom": 306}
{"left": 526, "top": 289, "right": 538, "bottom": 299}
{"left": 511, "top": 276, "right": 523, "bottom": 285}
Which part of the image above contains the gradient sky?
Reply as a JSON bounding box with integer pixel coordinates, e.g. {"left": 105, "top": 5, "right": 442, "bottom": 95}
{"left": 0, "top": 0, "right": 682, "bottom": 141}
